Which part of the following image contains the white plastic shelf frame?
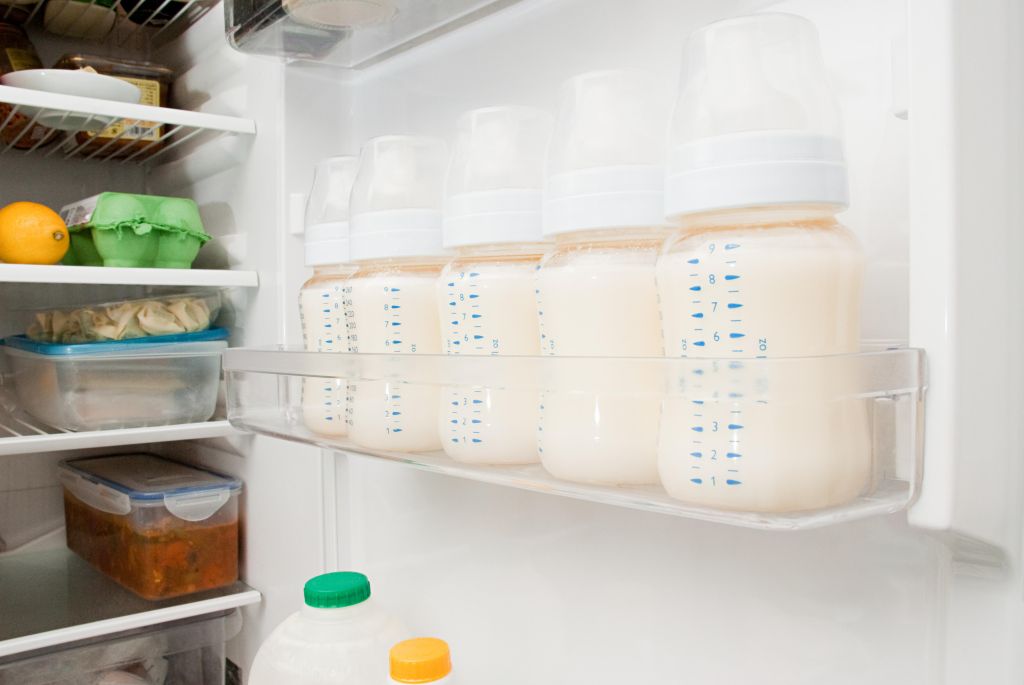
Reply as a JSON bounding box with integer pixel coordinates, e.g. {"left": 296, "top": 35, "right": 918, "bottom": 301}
{"left": 0, "top": 403, "right": 236, "bottom": 456}
{"left": 0, "top": 85, "right": 256, "bottom": 165}
{"left": 224, "top": 347, "right": 927, "bottom": 531}
{"left": 2, "top": 0, "right": 219, "bottom": 48}
{"left": 0, "top": 547, "right": 259, "bottom": 659}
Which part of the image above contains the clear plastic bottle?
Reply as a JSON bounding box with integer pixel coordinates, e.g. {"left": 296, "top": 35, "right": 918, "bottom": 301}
{"left": 298, "top": 155, "right": 359, "bottom": 436}
{"left": 657, "top": 13, "right": 870, "bottom": 512}
{"left": 438, "top": 106, "right": 552, "bottom": 464}
{"left": 535, "top": 69, "right": 671, "bottom": 485}
{"left": 249, "top": 572, "right": 408, "bottom": 685}
{"left": 389, "top": 638, "right": 453, "bottom": 685}
{"left": 346, "top": 135, "right": 449, "bottom": 453}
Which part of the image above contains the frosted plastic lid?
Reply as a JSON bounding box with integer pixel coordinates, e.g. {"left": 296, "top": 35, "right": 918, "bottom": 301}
{"left": 444, "top": 106, "right": 553, "bottom": 248}
{"left": 350, "top": 135, "right": 448, "bottom": 261}
{"left": 544, "top": 69, "right": 670, "bottom": 236}
{"left": 59, "top": 454, "right": 241, "bottom": 521}
{"left": 4, "top": 327, "right": 229, "bottom": 356}
{"left": 666, "top": 13, "right": 848, "bottom": 217}
{"left": 306, "top": 156, "right": 358, "bottom": 266}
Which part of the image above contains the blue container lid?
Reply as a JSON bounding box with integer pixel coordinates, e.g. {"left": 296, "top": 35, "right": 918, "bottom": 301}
{"left": 5, "top": 327, "right": 229, "bottom": 356}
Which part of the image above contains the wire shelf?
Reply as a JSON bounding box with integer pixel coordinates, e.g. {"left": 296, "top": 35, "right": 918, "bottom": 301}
{"left": 1, "top": 0, "right": 218, "bottom": 49}
{"left": 0, "top": 84, "right": 255, "bottom": 164}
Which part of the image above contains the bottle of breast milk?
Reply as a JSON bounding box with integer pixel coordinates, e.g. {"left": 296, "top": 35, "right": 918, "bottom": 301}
{"left": 657, "top": 13, "right": 870, "bottom": 512}
{"left": 249, "top": 572, "right": 408, "bottom": 685}
{"left": 346, "top": 135, "right": 449, "bottom": 453}
{"left": 298, "top": 156, "right": 359, "bottom": 436}
{"left": 535, "top": 69, "right": 670, "bottom": 485}
{"left": 438, "top": 105, "right": 553, "bottom": 464}
{"left": 390, "top": 638, "right": 453, "bottom": 685}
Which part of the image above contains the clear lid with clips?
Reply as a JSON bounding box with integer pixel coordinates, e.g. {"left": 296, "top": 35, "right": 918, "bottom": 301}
{"left": 59, "top": 454, "right": 242, "bottom": 521}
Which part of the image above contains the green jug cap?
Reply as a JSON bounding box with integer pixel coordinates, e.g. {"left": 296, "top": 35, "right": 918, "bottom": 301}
{"left": 304, "top": 571, "right": 371, "bottom": 609}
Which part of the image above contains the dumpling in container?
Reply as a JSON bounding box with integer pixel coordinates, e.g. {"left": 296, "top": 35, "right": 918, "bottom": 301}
{"left": 166, "top": 297, "right": 211, "bottom": 332}
{"left": 78, "top": 308, "right": 120, "bottom": 341}
{"left": 105, "top": 302, "right": 145, "bottom": 340}
{"left": 138, "top": 301, "right": 186, "bottom": 336}
{"left": 27, "top": 311, "right": 54, "bottom": 342}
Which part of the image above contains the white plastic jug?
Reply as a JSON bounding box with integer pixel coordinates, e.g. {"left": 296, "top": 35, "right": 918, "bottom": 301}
{"left": 249, "top": 572, "right": 407, "bottom": 685}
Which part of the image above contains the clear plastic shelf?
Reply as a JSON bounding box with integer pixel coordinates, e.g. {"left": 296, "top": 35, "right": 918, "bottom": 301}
{"left": 223, "top": 347, "right": 926, "bottom": 531}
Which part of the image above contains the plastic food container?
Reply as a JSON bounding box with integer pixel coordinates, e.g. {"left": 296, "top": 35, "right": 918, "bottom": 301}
{"left": 3, "top": 328, "right": 228, "bottom": 431}
{"left": 58, "top": 454, "right": 241, "bottom": 600}
{"left": 61, "top": 192, "right": 212, "bottom": 269}
{"left": 25, "top": 290, "right": 223, "bottom": 343}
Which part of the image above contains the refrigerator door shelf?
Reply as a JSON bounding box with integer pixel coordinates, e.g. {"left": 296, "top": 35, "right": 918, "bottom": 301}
{"left": 223, "top": 346, "right": 926, "bottom": 531}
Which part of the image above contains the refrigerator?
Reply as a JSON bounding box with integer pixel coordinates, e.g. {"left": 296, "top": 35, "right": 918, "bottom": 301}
{"left": 0, "top": 0, "right": 1021, "bottom": 682}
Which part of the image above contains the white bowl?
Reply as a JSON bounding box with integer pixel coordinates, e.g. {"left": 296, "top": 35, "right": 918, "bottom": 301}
{"left": 0, "top": 70, "right": 142, "bottom": 131}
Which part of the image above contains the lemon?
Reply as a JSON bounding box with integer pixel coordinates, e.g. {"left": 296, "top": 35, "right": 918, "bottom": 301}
{"left": 0, "top": 201, "right": 69, "bottom": 265}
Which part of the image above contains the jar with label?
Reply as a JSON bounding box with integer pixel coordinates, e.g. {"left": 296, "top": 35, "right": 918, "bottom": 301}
{"left": 0, "top": 23, "right": 57, "bottom": 150}
{"left": 657, "top": 13, "right": 870, "bottom": 513}
{"left": 346, "top": 135, "right": 449, "bottom": 453}
{"left": 536, "top": 70, "right": 671, "bottom": 486}
{"left": 53, "top": 54, "right": 174, "bottom": 160}
{"left": 438, "top": 106, "right": 552, "bottom": 465}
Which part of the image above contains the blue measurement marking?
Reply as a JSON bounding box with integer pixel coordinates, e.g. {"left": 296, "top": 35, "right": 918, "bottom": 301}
{"left": 729, "top": 332, "right": 745, "bottom": 339}
{"left": 391, "top": 305, "right": 400, "bottom": 309}
{"left": 472, "top": 314, "right": 481, "bottom": 318}
{"left": 473, "top": 335, "right": 484, "bottom": 340}
{"left": 391, "top": 411, "right": 401, "bottom": 416}
{"left": 392, "top": 428, "right": 403, "bottom": 433}
{"left": 692, "top": 313, "right": 704, "bottom": 318}
{"left": 692, "top": 426, "right": 703, "bottom": 432}
{"left": 687, "top": 258, "right": 700, "bottom": 264}
{"left": 391, "top": 339, "right": 401, "bottom": 344}
{"left": 728, "top": 423, "right": 743, "bottom": 430}
{"left": 690, "top": 285, "right": 702, "bottom": 292}
{"left": 693, "top": 341, "right": 706, "bottom": 347}
{"left": 725, "top": 243, "right": 740, "bottom": 250}
{"left": 727, "top": 303, "right": 743, "bottom": 309}
{"left": 692, "top": 400, "right": 704, "bottom": 405}
{"left": 391, "top": 322, "right": 402, "bottom": 327}
{"left": 726, "top": 479, "right": 742, "bottom": 486}
{"left": 390, "top": 287, "right": 401, "bottom": 292}
{"left": 724, "top": 274, "right": 740, "bottom": 281}
{"left": 690, "top": 451, "right": 702, "bottom": 458}
{"left": 691, "top": 478, "right": 703, "bottom": 485}
{"left": 447, "top": 282, "right": 455, "bottom": 287}
{"left": 726, "top": 452, "right": 741, "bottom": 459}
{"left": 472, "top": 399, "right": 483, "bottom": 404}
{"left": 469, "top": 294, "right": 479, "bottom": 299}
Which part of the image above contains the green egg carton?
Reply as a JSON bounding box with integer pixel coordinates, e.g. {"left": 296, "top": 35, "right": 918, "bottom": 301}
{"left": 59, "top": 192, "right": 212, "bottom": 269}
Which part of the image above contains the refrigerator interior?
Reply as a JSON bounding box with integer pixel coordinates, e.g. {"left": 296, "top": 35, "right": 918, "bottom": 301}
{"left": 0, "top": 0, "right": 1022, "bottom": 682}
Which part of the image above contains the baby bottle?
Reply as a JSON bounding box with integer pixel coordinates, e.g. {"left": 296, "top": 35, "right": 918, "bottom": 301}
{"left": 298, "top": 156, "right": 359, "bottom": 436}
{"left": 657, "top": 13, "right": 870, "bottom": 512}
{"left": 438, "top": 106, "right": 553, "bottom": 464}
{"left": 535, "top": 69, "right": 670, "bottom": 485}
{"left": 346, "top": 135, "right": 449, "bottom": 453}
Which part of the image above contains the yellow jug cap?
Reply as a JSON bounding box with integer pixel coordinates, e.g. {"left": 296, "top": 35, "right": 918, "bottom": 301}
{"left": 390, "top": 637, "right": 452, "bottom": 683}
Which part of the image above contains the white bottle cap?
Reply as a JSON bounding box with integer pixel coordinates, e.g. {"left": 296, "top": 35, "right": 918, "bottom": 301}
{"left": 444, "top": 106, "right": 553, "bottom": 249}
{"left": 543, "top": 69, "right": 670, "bottom": 237}
{"left": 350, "top": 135, "right": 448, "bottom": 261}
{"left": 305, "top": 155, "right": 358, "bottom": 266}
{"left": 666, "top": 13, "right": 848, "bottom": 218}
